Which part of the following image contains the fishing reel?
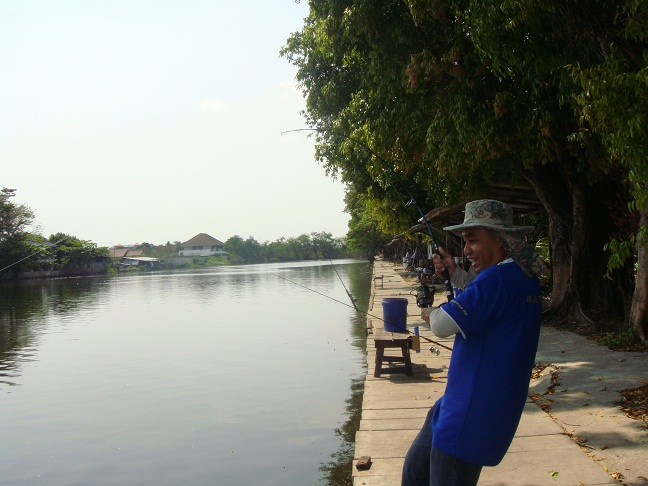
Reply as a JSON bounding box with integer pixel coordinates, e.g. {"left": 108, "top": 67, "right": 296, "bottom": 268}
{"left": 416, "top": 284, "right": 434, "bottom": 308}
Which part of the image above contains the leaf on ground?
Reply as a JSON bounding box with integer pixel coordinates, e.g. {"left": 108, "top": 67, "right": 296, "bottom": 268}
{"left": 615, "top": 384, "right": 648, "bottom": 427}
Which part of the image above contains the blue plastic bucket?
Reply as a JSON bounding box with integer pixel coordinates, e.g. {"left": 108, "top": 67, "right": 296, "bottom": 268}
{"left": 382, "top": 298, "right": 408, "bottom": 332}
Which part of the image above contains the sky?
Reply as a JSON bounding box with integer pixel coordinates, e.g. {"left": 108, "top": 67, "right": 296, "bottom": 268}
{"left": 1, "top": 1, "right": 350, "bottom": 248}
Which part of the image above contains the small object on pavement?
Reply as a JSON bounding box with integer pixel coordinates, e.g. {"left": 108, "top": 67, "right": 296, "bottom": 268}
{"left": 356, "top": 456, "right": 372, "bottom": 470}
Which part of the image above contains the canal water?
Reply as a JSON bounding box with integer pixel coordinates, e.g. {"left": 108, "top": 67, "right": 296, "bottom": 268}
{"left": 0, "top": 260, "right": 372, "bottom": 485}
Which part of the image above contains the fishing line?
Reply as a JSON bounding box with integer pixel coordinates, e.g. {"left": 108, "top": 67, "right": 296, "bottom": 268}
{"left": 281, "top": 128, "right": 456, "bottom": 303}
{"left": 273, "top": 272, "right": 378, "bottom": 320}
{"left": 273, "top": 271, "right": 453, "bottom": 352}
{"left": 319, "top": 255, "right": 451, "bottom": 355}
{"left": 0, "top": 234, "right": 79, "bottom": 273}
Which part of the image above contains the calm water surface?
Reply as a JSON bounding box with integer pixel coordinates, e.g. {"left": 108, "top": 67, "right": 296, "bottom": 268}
{"left": 0, "top": 260, "right": 371, "bottom": 485}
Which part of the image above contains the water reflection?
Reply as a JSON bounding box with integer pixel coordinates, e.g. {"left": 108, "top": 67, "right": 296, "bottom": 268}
{"left": 0, "top": 260, "right": 370, "bottom": 485}
{"left": 0, "top": 278, "right": 109, "bottom": 387}
{"left": 320, "top": 261, "right": 372, "bottom": 485}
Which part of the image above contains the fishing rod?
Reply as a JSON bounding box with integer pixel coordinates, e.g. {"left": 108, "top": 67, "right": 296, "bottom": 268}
{"left": 326, "top": 254, "right": 359, "bottom": 311}
{"left": 281, "top": 128, "right": 455, "bottom": 303}
{"left": 273, "top": 272, "right": 453, "bottom": 353}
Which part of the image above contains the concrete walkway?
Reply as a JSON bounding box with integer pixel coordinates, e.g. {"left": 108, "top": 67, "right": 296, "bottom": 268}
{"left": 353, "top": 260, "right": 647, "bottom": 486}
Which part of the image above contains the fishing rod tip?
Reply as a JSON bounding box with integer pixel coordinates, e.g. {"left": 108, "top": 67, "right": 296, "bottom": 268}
{"left": 281, "top": 128, "right": 313, "bottom": 136}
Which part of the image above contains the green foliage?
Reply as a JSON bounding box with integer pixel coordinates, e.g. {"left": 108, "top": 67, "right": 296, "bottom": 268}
{"left": 196, "top": 256, "right": 228, "bottom": 267}
{"left": 282, "top": 1, "right": 646, "bottom": 326}
{"left": 0, "top": 234, "right": 48, "bottom": 273}
{"left": 598, "top": 327, "right": 642, "bottom": 350}
{"left": 345, "top": 189, "right": 392, "bottom": 260}
{"left": 566, "top": 2, "right": 648, "bottom": 275}
{"left": 0, "top": 188, "right": 37, "bottom": 272}
{"left": 224, "top": 232, "right": 347, "bottom": 264}
{"left": 0, "top": 188, "right": 35, "bottom": 241}
{"left": 136, "top": 242, "right": 155, "bottom": 255}
{"left": 604, "top": 236, "right": 640, "bottom": 279}
{"left": 47, "top": 233, "right": 109, "bottom": 269}
{"left": 283, "top": 0, "right": 645, "bottom": 201}
{"left": 282, "top": 0, "right": 580, "bottom": 221}
{"left": 145, "top": 242, "right": 182, "bottom": 260}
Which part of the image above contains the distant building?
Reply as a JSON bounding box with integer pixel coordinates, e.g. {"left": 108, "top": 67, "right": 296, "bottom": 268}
{"left": 108, "top": 248, "right": 143, "bottom": 258}
{"left": 178, "top": 233, "right": 228, "bottom": 257}
{"left": 106, "top": 247, "right": 160, "bottom": 269}
{"left": 119, "top": 256, "right": 162, "bottom": 269}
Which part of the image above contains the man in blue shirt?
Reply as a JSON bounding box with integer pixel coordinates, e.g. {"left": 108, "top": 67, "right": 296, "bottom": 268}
{"left": 401, "top": 199, "right": 545, "bottom": 486}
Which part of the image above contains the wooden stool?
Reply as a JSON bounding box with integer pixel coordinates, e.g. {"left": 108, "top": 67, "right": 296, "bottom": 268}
{"left": 374, "top": 328, "right": 413, "bottom": 377}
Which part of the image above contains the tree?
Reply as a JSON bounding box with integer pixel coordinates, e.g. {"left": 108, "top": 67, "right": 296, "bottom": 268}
{"left": 224, "top": 235, "right": 245, "bottom": 264}
{"left": 459, "top": 0, "right": 646, "bottom": 341}
{"left": 345, "top": 189, "right": 392, "bottom": 262}
{"left": 282, "top": 0, "right": 646, "bottom": 342}
{"left": 309, "top": 231, "right": 337, "bottom": 259}
{"left": 0, "top": 188, "right": 38, "bottom": 273}
{"left": 224, "top": 235, "right": 263, "bottom": 264}
{"left": 225, "top": 233, "right": 348, "bottom": 264}
{"left": 47, "top": 233, "right": 109, "bottom": 269}
{"left": 566, "top": 1, "right": 648, "bottom": 344}
{"left": 0, "top": 188, "right": 34, "bottom": 241}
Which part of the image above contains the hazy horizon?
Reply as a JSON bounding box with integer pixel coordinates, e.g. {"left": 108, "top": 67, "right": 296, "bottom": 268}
{"left": 2, "top": 1, "right": 351, "bottom": 248}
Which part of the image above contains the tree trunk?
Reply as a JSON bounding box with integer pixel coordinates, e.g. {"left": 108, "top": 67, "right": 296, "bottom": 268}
{"left": 528, "top": 163, "right": 591, "bottom": 325}
{"left": 629, "top": 199, "right": 648, "bottom": 346}
{"left": 526, "top": 162, "right": 632, "bottom": 328}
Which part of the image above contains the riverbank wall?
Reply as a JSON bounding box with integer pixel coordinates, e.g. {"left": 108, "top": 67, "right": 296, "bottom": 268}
{"left": 0, "top": 262, "right": 108, "bottom": 281}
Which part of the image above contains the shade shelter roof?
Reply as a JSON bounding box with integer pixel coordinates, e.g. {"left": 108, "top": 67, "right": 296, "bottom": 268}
{"left": 391, "top": 182, "right": 545, "bottom": 244}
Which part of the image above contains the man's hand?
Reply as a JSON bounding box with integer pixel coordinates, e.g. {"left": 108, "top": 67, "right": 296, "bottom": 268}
{"left": 433, "top": 246, "right": 456, "bottom": 277}
{"left": 421, "top": 306, "right": 434, "bottom": 324}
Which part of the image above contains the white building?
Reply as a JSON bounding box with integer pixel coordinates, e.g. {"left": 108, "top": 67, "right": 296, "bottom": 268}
{"left": 178, "top": 233, "right": 228, "bottom": 257}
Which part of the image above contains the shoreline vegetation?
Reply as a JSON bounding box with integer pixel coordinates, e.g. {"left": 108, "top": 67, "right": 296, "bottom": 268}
{"left": 1, "top": 230, "right": 364, "bottom": 281}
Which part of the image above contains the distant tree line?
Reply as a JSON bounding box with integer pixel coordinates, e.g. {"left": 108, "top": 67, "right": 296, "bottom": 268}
{"left": 223, "top": 231, "right": 350, "bottom": 264}
{"left": 1, "top": 187, "right": 359, "bottom": 276}
{"left": 136, "top": 233, "right": 356, "bottom": 266}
